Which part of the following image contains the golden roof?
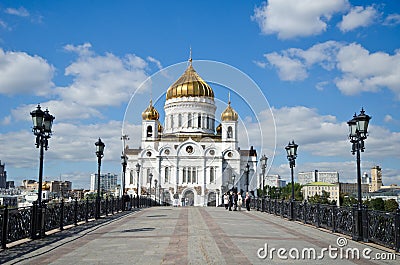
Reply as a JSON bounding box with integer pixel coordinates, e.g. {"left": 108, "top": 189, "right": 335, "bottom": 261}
{"left": 142, "top": 100, "right": 159, "bottom": 120}
{"left": 166, "top": 60, "right": 214, "bottom": 100}
{"left": 221, "top": 101, "right": 238, "bottom": 121}
{"left": 158, "top": 123, "right": 163, "bottom": 133}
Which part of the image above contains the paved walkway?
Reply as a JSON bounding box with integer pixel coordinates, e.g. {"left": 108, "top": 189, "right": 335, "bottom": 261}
{"left": 1, "top": 207, "right": 398, "bottom": 265}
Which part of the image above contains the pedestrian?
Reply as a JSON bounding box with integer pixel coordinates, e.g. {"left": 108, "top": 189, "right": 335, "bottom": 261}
{"left": 228, "top": 191, "right": 233, "bottom": 211}
{"left": 233, "top": 191, "right": 238, "bottom": 211}
{"left": 237, "top": 192, "right": 243, "bottom": 211}
{"left": 223, "top": 193, "right": 229, "bottom": 209}
{"left": 245, "top": 192, "right": 251, "bottom": 211}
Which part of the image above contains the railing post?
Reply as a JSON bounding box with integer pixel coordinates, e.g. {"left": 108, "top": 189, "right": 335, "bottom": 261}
{"left": 332, "top": 205, "right": 336, "bottom": 233}
{"left": 362, "top": 205, "right": 369, "bottom": 242}
{"left": 1, "top": 206, "right": 9, "bottom": 249}
{"left": 105, "top": 197, "right": 109, "bottom": 216}
{"left": 303, "top": 201, "right": 307, "bottom": 224}
{"left": 31, "top": 201, "right": 37, "bottom": 239}
{"left": 85, "top": 197, "right": 89, "bottom": 222}
{"left": 74, "top": 198, "right": 78, "bottom": 226}
{"left": 59, "top": 199, "right": 64, "bottom": 231}
{"left": 274, "top": 199, "right": 277, "bottom": 216}
{"left": 316, "top": 204, "right": 320, "bottom": 227}
{"left": 395, "top": 209, "right": 400, "bottom": 252}
{"left": 111, "top": 197, "right": 114, "bottom": 215}
{"left": 352, "top": 205, "right": 363, "bottom": 241}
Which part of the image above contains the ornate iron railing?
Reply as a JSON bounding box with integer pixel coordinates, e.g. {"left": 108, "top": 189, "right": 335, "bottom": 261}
{"left": 251, "top": 198, "right": 400, "bottom": 252}
{"left": 0, "top": 195, "right": 156, "bottom": 249}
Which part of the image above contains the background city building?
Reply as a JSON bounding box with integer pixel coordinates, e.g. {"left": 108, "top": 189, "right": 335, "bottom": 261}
{"left": 90, "top": 173, "right": 118, "bottom": 194}
{"left": 298, "top": 170, "right": 339, "bottom": 185}
{"left": 0, "top": 161, "right": 7, "bottom": 189}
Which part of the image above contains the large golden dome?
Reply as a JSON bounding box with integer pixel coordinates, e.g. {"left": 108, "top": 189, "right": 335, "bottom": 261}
{"left": 221, "top": 101, "right": 238, "bottom": 121}
{"left": 142, "top": 100, "right": 159, "bottom": 120}
{"left": 166, "top": 60, "right": 214, "bottom": 100}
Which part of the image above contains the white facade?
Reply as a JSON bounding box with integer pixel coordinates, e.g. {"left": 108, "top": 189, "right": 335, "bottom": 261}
{"left": 90, "top": 173, "right": 118, "bottom": 193}
{"left": 124, "top": 61, "right": 258, "bottom": 206}
{"left": 298, "top": 170, "right": 339, "bottom": 185}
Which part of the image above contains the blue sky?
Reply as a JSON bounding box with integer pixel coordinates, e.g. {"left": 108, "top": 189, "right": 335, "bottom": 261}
{"left": 0, "top": 0, "right": 399, "bottom": 189}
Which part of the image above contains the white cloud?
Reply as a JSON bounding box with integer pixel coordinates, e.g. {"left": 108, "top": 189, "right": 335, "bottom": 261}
{"left": 5, "top": 7, "right": 30, "bottom": 17}
{"left": 335, "top": 43, "right": 400, "bottom": 97}
{"left": 0, "top": 20, "right": 8, "bottom": 29}
{"left": 338, "top": 6, "right": 378, "bottom": 32}
{"left": 252, "top": 0, "right": 349, "bottom": 39}
{"left": 384, "top": 115, "right": 393, "bottom": 123}
{"left": 239, "top": 105, "right": 400, "bottom": 184}
{"left": 383, "top": 13, "right": 400, "bottom": 26}
{"left": 264, "top": 52, "right": 307, "bottom": 81}
{"left": 0, "top": 49, "right": 55, "bottom": 95}
{"left": 56, "top": 43, "right": 150, "bottom": 107}
{"left": 147, "top": 56, "right": 163, "bottom": 70}
{"left": 263, "top": 41, "right": 342, "bottom": 81}
{"left": 259, "top": 41, "right": 400, "bottom": 98}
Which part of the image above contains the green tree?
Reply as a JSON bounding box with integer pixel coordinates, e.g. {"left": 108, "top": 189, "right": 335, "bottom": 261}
{"left": 369, "top": 198, "right": 385, "bottom": 211}
{"left": 340, "top": 193, "right": 358, "bottom": 207}
{"left": 308, "top": 190, "right": 331, "bottom": 205}
{"left": 384, "top": 199, "right": 399, "bottom": 212}
{"left": 280, "top": 183, "right": 303, "bottom": 201}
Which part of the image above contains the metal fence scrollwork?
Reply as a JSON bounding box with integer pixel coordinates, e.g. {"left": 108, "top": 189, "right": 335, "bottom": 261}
{"left": 251, "top": 198, "right": 399, "bottom": 252}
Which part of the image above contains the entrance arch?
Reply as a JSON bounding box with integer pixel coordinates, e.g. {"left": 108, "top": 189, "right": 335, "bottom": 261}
{"left": 207, "top": 192, "right": 216, "bottom": 206}
{"left": 182, "top": 190, "right": 195, "bottom": 206}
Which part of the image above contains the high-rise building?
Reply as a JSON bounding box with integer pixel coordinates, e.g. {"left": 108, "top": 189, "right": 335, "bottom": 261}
{"left": 262, "top": 174, "right": 286, "bottom": 188}
{"left": 90, "top": 173, "right": 118, "bottom": 193}
{"left": 370, "top": 166, "right": 383, "bottom": 192}
{"left": 124, "top": 57, "right": 258, "bottom": 206}
{"left": 298, "top": 170, "right": 339, "bottom": 185}
{"left": 0, "top": 161, "right": 7, "bottom": 189}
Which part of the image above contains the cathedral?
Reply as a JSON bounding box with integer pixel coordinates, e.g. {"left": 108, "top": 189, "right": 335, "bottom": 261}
{"left": 124, "top": 58, "right": 257, "bottom": 206}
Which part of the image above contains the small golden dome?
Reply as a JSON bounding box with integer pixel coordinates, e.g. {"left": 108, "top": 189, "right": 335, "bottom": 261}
{"left": 142, "top": 100, "right": 159, "bottom": 120}
{"left": 216, "top": 123, "right": 222, "bottom": 134}
{"left": 166, "top": 60, "right": 214, "bottom": 100}
{"left": 42, "top": 183, "right": 51, "bottom": 191}
{"left": 221, "top": 101, "right": 238, "bottom": 121}
{"left": 158, "top": 123, "right": 163, "bottom": 133}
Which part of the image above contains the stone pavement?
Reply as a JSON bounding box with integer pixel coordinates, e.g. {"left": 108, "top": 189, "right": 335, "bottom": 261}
{"left": 0, "top": 207, "right": 398, "bottom": 265}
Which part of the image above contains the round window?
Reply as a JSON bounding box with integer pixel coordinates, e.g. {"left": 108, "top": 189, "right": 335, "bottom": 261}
{"left": 209, "top": 150, "right": 215, "bottom": 155}
{"left": 165, "top": 149, "right": 170, "bottom": 155}
{"left": 186, "top": 146, "right": 194, "bottom": 154}
{"left": 146, "top": 151, "right": 152, "bottom": 157}
{"left": 228, "top": 152, "right": 233, "bottom": 157}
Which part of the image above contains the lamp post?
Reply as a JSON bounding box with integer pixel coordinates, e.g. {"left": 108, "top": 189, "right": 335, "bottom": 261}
{"left": 260, "top": 155, "right": 268, "bottom": 212}
{"left": 136, "top": 163, "right": 141, "bottom": 208}
{"left": 30, "top": 104, "right": 55, "bottom": 238}
{"left": 95, "top": 138, "right": 105, "bottom": 219}
{"left": 285, "top": 140, "right": 298, "bottom": 221}
{"left": 347, "top": 108, "right": 371, "bottom": 241}
{"left": 154, "top": 179, "right": 158, "bottom": 206}
{"left": 121, "top": 153, "right": 127, "bottom": 197}
{"left": 232, "top": 175, "right": 236, "bottom": 190}
{"left": 149, "top": 173, "right": 153, "bottom": 206}
{"left": 244, "top": 163, "right": 250, "bottom": 192}
{"left": 216, "top": 189, "right": 220, "bottom": 207}
{"left": 158, "top": 183, "right": 161, "bottom": 205}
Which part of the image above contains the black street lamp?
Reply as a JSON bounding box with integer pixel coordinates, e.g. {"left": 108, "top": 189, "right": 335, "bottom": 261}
{"left": 30, "top": 104, "right": 55, "bottom": 238}
{"left": 231, "top": 175, "right": 236, "bottom": 190}
{"left": 348, "top": 108, "right": 371, "bottom": 241}
{"left": 244, "top": 163, "right": 250, "bottom": 192}
{"left": 260, "top": 155, "right": 268, "bottom": 212}
{"left": 95, "top": 138, "right": 105, "bottom": 219}
{"left": 216, "top": 189, "right": 220, "bottom": 207}
{"left": 149, "top": 173, "right": 153, "bottom": 206}
{"left": 121, "top": 153, "right": 128, "bottom": 196}
{"left": 285, "top": 140, "right": 298, "bottom": 221}
{"left": 285, "top": 141, "right": 298, "bottom": 201}
{"left": 158, "top": 183, "right": 161, "bottom": 205}
{"left": 136, "top": 163, "right": 141, "bottom": 207}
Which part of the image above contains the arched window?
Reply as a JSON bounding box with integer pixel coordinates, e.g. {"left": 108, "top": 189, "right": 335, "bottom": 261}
{"left": 130, "top": 170, "right": 134, "bottom": 184}
{"left": 178, "top": 114, "right": 182, "bottom": 128}
{"left": 188, "top": 114, "right": 192, "bottom": 127}
{"left": 227, "top": 126, "right": 233, "bottom": 138}
{"left": 165, "top": 167, "right": 169, "bottom": 183}
{"left": 183, "top": 168, "right": 187, "bottom": 183}
{"left": 206, "top": 116, "right": 210, "bottom": 129}
{"left": 147, "top": 126, "right": 153, "bottom": 137}
{"left": 198, "top": 114, "right": 201, "bottom": 128}
{"left": 170, "top": 115, "right": 174, "bottom": 129}
{"left": 192, "top": 168, "right": 197, "bottom": 183}
{"left": 210, "top": 167, "right": 215, "bottom": 183}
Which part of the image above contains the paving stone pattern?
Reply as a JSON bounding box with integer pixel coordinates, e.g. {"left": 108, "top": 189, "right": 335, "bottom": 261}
{"left": 0, "top": 207, "right": 398, "bottom": 265}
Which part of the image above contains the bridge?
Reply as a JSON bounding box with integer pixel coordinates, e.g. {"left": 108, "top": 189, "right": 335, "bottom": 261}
{"left": 0, "top": 201, "right": 398, "bottom": 264}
